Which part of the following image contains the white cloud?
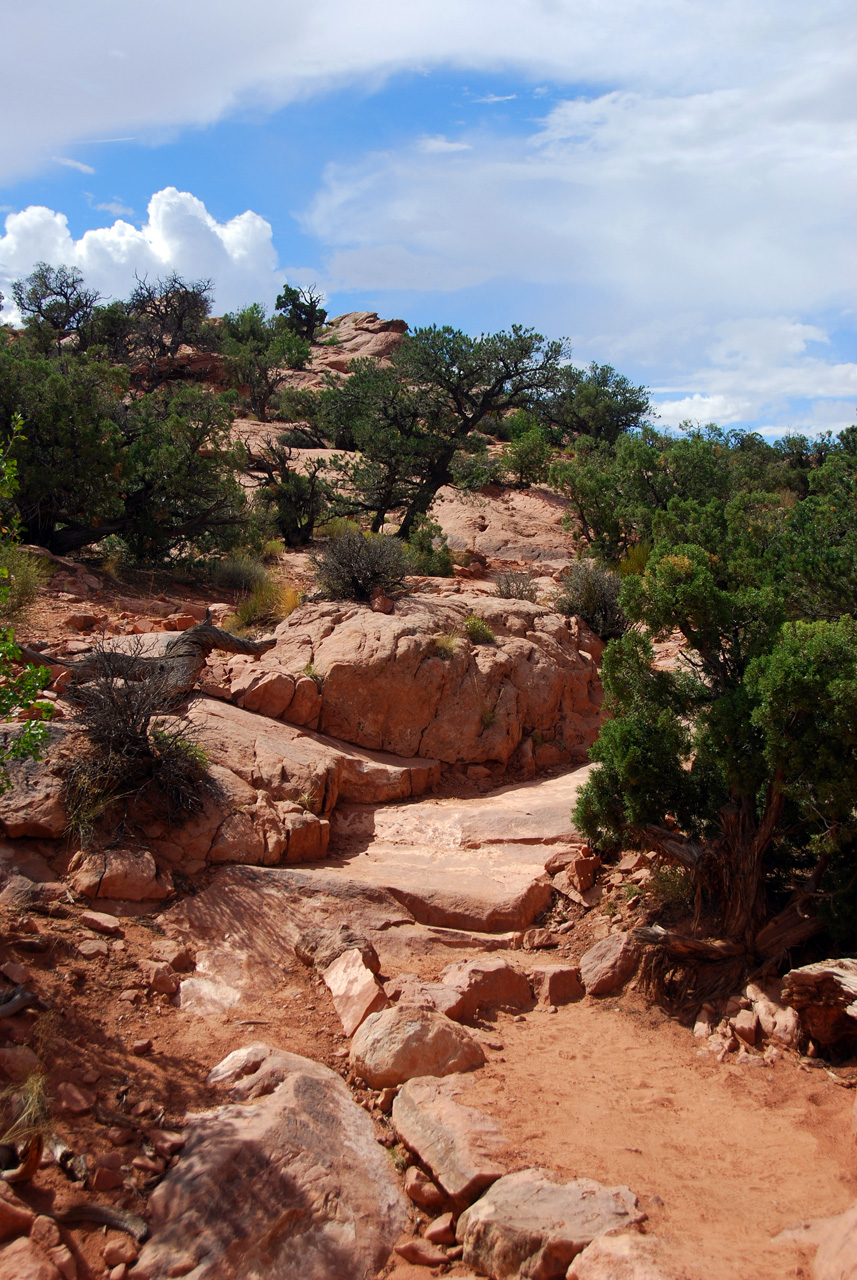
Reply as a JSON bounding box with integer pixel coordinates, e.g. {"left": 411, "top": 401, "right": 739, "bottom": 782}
{"left": 0, "top": 188, "right": 287, "bottom": 315}
{"left": 417, "top": 136, "right": 471, "bottom": 153}
{"left": 473, "top": 94, "right": 517, "bottom": 104}
{"left": 52, "top": 157, "right": 95, "bottom": 175}
{"left": 2, "top": 1, "right": 853, "bottom": 183}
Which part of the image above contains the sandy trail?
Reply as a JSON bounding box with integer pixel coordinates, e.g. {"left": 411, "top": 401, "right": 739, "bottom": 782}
{"left": 449, "top": 996, "right": 857, "bottom": 1280}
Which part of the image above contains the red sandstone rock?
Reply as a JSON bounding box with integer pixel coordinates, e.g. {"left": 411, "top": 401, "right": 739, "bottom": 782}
{"left": 568, "top": 1234, "right": 672, "bottom": 1278}
{"left": 394, "top": 1238, "right": 449, "bottom": 1265}
{"left": 349, "top": 1006, "right": 486, "bottom": 1089}
{"left": 0, "top": 1237, "right": 61, "bottom": 1280}
{"left": 403, "top": 1165, "right": 447, "bottom": 1210}
{"left": 69, "top": 847, "right": 172, "bottom": 901}
{"left": 438, "top": 956, "right": 532, "bottom": 1021}
{"left": 579, "top": 933, "right": 640, "bottom": 996}
{"left": 530, "top": 964, "right": 584, "bottom": 1006}
{"left": 322, "top": 948, "right": 389, "bottom": 1036}
{"left": 392, "top": 1074, "right": 508, "bottom": 1202}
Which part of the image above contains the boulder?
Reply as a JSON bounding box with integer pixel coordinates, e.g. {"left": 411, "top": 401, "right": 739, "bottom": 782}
{"left": 392, "top": 1074, "right": 508, "bottom": 1202}
{"left": 0, "top": 729, "right": 66, "bottom": 838}
{"left": 0, "top": 1238, "right": 61, "bottom": 1280}
{"left": 530, "top": 965, "right": 584, "bottom": 1006}
{"left": 456, "top": 1169, "right": 646, "bottom": 1279}
{"left": 438, "top": 957, "right": 533, "bottom": 1021}
{"left": 349, "top": 1006, "right": 486, "bottom": 1089}
{"left": 266, "top": 596, "right": 602, "bottom": 767}
{"left": 567, "top": 1234, "right": 671, "bottom": 1279}
{"left": 134, "top": 1046, "right": 407, "bottom": 1280}
{"left": 321, "top": 948, "right": 389, "bottom": 1037}
{"left": 68, "top": 847, "right": 172, "bottom": 901}
{"left": 579, "top": 933, "right": 640, "bottom": 996}
{"left": 783, "top": 959, "right": 857, "bottom": 1045}
{"left": 294, "top": 925, "right": 380, "bottom": 975}
{"left": 814, "top": 1199, "right": 857, "bottom": 1280}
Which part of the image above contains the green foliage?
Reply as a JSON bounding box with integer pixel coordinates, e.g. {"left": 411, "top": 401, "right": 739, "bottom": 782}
{"left": 463, "top": 613, "right": 494, "bottom": 644}
{"left": 493, "top": 568, "right": 539, "bottom": 601}
{"left": 405, "top": 517, "right": 454, "bottom": 577}
{"left": 499, "top": 425, "right": 552, "bottom": 487}
{"left": 227, "top": 577, "right": 302, "bottom": 631}
{"left": 554, "top": 562, "right": 628, "bottom": 639}
{"left": 311, "top": 528, "right": 410, "bottom": 601}
{"left": 12, "top": 262, "right": 101, "bottom": 355}
{"left": 540, "top": 362, "right": 652, "bottom": 446}
{"left": 0, "top": 546, "right": 49, "bottom": 618}
{"left": 244, "top": 438, "right": 333, "bottom": 546}
{"left": 222, "top": 303, "right": 310, "bottom": 421}
{"left": 274, "top": 284, "right": 327, "bottom": 343}
{"left": 208, "top": 554, "right": 268, "bottom": 592}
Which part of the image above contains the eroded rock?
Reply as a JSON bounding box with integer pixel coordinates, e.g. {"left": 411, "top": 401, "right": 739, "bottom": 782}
{"left": 456, "top": 1168, "right": 645, "bottom": 1279}
{"left": 579, "top": 933, "right": 640, "bottom": 997}
{"left": 392, "top": 1074, "right": 508, "bottom": 1203}
{"left": 322, "top": 948, "right": 389, "bottom": 1037}
{"left": 567, "top": 1234, "right": 671, "bottom": 1279}
{"left": 350, "top": 1006, "right": 486, "bottom": 1089}
{"left": 134, "top": 1046, "right": 407, "bottom": 1280}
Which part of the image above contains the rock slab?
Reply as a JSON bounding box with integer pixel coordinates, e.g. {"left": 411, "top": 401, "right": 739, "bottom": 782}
{"left": 322, "top": 948, "right": 389, "bottom": 1037}
{"left": 568, "top": 1234, "right": 671, "bottom": 1279}
{"left": 814, "top": 1198, "right": 857, "bottom": 1280}
{"left": 456, "top": 1168, "right": 645, "bottom": 1279}
{"left": 133, "top": 1046, "right": 407, "bottom": 1280}
{"left": 392, "top": 1074, "right": 508, "bottom": 1203}
{"left": 350, "top": 1006, "right": 486, "bottom": 1089}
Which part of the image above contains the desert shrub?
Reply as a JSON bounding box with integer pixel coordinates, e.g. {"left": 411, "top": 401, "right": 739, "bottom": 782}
{"left": 499, "top": 425, "right": 552, "bottom": 487}
{"left": 209, "top": 554, "right": 267, "bottom": 593}
{"left": 493, "top": 568, "right": 539, "bottom": 601}
{"left": 227, "top": 578, "right": 302, "bottom": 631}
{"left": 0, "top": 547, "right": 50, "bottom": 618}
{"left": 406, "top": 517, "right": 454, "bottom": 577}
{"left": 554, "top": 561, "right": 628, "bottom": 639}
{"left": 311, "top": 529, "right": 409, "bottom": 601}
{"left": 463, "top": 613, "right": 495, "bottom": 644}
{"left": 617, "top": 541, "right": 651, "bottom": 578}
{"left": 261, "top": 539, "right": 286, "bottom": 561}
{"left": 64, "top": 643, "right": 215, "bottom": 838}
{"left": 432, "top": 628, "right": 460, "bottom": 660}
{"left": 449, "top": 450, "right": 503, "bottom": 490}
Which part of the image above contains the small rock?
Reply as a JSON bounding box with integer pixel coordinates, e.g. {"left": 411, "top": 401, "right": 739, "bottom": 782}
{"left": 394, "top": 1238, "right": 448, "bottom": 1266}
{"left": 56, "top": 1082, "right": 94, "bottom": 1115}
{"left": 118, "top": 989, "right": 141, "bottom": 1004}
{"left": 0, "top": 1046, "right": 40, "bottom": 1082}
{"left": 377, "top": 1087, "right": 397, "bottom": 1114}
{"left": 0, "top": 963, "right": 30, "bottom": 984}
{"left": 150, "top": 940, "right": 193, "bottom": 972}
{"left": 109, "top": 1268, "right": 127, "bottom": 1280}
{"left": 579, "top": 933, "right": 640, "bottom": 996}
{"left": 404, "top": 1166, "right": 447, "bottom": 1210}
{"left": 77, "top": 939, "right": 108, "bottom": 960}
{"left": 424, "top": 1212, "right": 456, "bottom": 1245}
{"left": 530, "top": 965, "right": 584, "bottom": 1007}
{"left": 730, "top": 1009, "right": 759, "bottom": 1046}
{"left": 62, "top": 612, "right": 98, "bottom": 631}
{"left": 149, "top": 1129, "right": 185, "bottom": 1158}
{"left": 568, "top": 1233, "right": 671, "bottom": 1278}
{"left": 522, "top": 927, "right": 557, "bottom": 950}
{"left": 91, "top": 1167, "right": 124, "bottom": 1192}
{"left": 79, "top": 910, "right": 123, "bottom": 936}
{"left": 131, "top": 1155, "right": 166, "bottom": 1175}
{"left": 106, "top": 1128, "right": 134, "bottom": 1146}
{"left": 131, "top": 1039, "right": 153, "bottom": 1056}
{"left": 139, "top": 961, "right": 179, "bottom": 996}
{"left": 693, "top": 1009, "right": 713, "bottom": 1038}
{"left": 322, "top": 948, "right": 389, "bottom": 1037}
{"left": 103, "top": 1238, "right": 139, "bottom": 1266}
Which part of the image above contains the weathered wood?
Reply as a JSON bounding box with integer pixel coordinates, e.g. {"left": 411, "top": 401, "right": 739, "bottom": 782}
{"left": 632, "top": 924, "right": 745, "bottom": 960}
{"left": 17, "top": 621, "right": 276, "bottom": 698}
{"left": 782, "top": 958, "right": 857, "bottom": 1045}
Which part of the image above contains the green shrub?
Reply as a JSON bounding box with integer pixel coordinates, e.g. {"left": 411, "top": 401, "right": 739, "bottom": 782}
{"left": 554, "top": 562, "right": 628, "bottom": 639}
{"left": 463, "top": 613, "right": 495, "bottom": 644}
{"left": 617, "top": 541, "right": 652, "bottom": 578}
{"left": 449, "top": 451, "right": 503, "bottom": 490}
{"left": 0, "top": 547, "right": 49, "bottom": 618}
{"left": 227, "top": 578, "right": 302, "bottom": 631}
{"left": 209, "top": 554, "right": 268, "bottom": 593}
{"left": 493, "top": 568, "right": 539, "bottom": 601}
{"left": 499, "top": 426, "right": 552, "bottom": 487}
{"left": 406, "top": 518, "right": 454, "bottom": 577}
{"left": 311, "top": 529, "right": 410, "bottom": 601}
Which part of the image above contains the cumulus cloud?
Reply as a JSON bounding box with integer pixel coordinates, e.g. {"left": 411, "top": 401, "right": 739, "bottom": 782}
{"left": 0, "top": 188, "right": 286, "bottom": 316}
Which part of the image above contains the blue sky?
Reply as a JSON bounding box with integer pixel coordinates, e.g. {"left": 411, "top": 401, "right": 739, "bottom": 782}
{"left": 1, "top": 0, "right": 855, "bottom": 437}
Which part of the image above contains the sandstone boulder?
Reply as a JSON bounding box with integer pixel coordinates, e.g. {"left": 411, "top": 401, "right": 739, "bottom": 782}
{"left": 456, "top": 1169, "right": 646, "bottom": 1279}
{"left": 0, "top": 1237, "right": 61, "bottom": 1280}
{"left": 531, "top": 965, "right": 584, "bottom": 1006}
{"left": 814, "top": 1199, "right": 857, "bottom": 1280}
{"left": 579, "top": 933, "right": 640, "bottom": 996}
{"left": 350, "top": 1006, "right": 486, "bottom": 1089}
{"left": 392, "top": 1074, "right": 508, "bottom": 1203}
{"left": 133, "top": 1046, "right": 407, "bottom": 1280}
{"left": 0, "top": 729, "right": 66, "bottom": 838}
{"left": 438, "top": 956, "right": 533, "bottom": 1021}
{"left": 321, "top": 948, "right": 389, "bottom": 1036}
{"left": 68, "top": 847, "right": 172, "bottom": 901}
{"left": 567, "top": 1234, "right": 671, "bottom": 1279}
{"left": 294, "top": 925, "right": 380, "bottom": 975}
{"left": 783, "top": 959, "right": 857, "bottom": 1045}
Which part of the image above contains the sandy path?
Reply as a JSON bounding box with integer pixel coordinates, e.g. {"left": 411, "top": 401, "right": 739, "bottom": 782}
{"left": 450, "top": 996, "right": 857, "bottom": 1279}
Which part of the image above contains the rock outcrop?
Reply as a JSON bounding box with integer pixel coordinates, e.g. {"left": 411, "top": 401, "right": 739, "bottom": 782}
{"left": 204, "top": 595, "right": 602, "bottom": 769}
{"left": 133, "top": 1045, "right": 407, "bottom": 1280}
